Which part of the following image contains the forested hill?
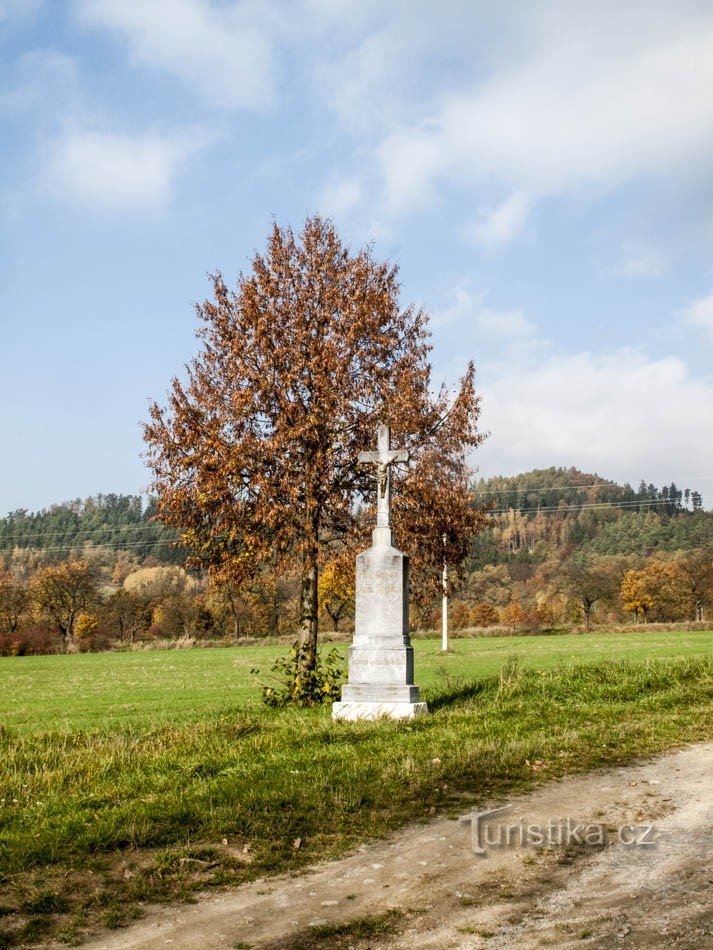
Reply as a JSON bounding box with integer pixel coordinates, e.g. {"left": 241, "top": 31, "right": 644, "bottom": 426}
{"left": 470, "top": 467, "right": 712, "bottom": 568}
{"left": 1, "top": 470, "right": 710, "bottom": 570}
{"left": 474, "top": 467, "right": 704, "bottom": 515}
{"left": 0, "top": 494, "right": 180, "bottom": 563}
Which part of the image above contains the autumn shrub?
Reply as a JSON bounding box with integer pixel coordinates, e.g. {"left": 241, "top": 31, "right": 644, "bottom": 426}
{"left": 449, "top": 600, "right": 472, "bottom": 630}
{"left": 74, "top": 612, "right": 100, "bottom": 653}
{"left": 470, "top": 601, "right": 499, "bottom": 627}
{"left": 500, "top": 602, "right": 527, "bottom": 627}
{"left": 521, "top": 606, "right": 545, "bottom": 633}
{"left": 0, "top": 625, "right": 56, "bottom": 656}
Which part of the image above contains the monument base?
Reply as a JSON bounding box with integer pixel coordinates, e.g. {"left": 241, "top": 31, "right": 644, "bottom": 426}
{"left": 332, "top": 700, "right": 429, "bottom": 721}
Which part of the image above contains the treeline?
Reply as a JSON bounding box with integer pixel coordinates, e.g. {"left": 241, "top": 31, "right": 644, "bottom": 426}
{"left": 0, "top": 494, "right": 181, "bottom": 564}
{"left": 1, "top": 470, "right": 711, "bottom": 654}
{"left": 473, "top": 467, "right": 703, "bottom": 518}
{"left": 0, "top": 557, "right": 306, "bottom": 655}
{"left": 451, "top": 467, "right": 713, "bottom": 633}
{"left": 451, "top": 549, "right": 713, "bottom": 633}
{"left": 470, "top": 467, "right": 711, "bottom": 567}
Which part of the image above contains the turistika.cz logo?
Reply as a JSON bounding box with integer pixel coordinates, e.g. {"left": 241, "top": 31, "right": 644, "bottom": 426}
{"left": 459, "top": 805, "right": 658, "bottom": 856}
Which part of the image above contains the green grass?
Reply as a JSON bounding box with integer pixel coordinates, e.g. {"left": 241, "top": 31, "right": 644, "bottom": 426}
{"left": 1, "top": 629, "right": 711, "bottom": 733}
{"left": 0, "top": 632, "right": 711, "bottom": 947}
{"left": 303, "top": 909, "right": 404, "bottom": 945}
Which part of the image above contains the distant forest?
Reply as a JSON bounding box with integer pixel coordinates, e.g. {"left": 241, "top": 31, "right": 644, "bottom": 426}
{"left": 469, "top": 467, "right": 711, "bottom": 569}
{"left": 0, "top": 494, "right": 181, "bottom": 563}
{"left": 1, "top": 468, "right": 711, "bottom": 653}
{"left": 0, "top": 469, "right": 709, "bottom": 567}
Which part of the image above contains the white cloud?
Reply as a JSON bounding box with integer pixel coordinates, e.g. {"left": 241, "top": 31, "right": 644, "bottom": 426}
{"left": 319, "top": 178, "right": 362, "bottom": 218}
{"left": 316, "top": 30, "right": 398, "bottom": 134}
{"left": 476, "top": 348, "right": 713, "bottom": 490}
{"left": 44, "top": 128, "right": 206, "bottom": 210}
{"left": 434, "top": 287, "right": 535, "bottom": 340}
{"left": 466, "top": 191, "right": 530, "bottom": 249}
{"left": 75, "top": 0, "right": 277, "bottom": 110}
{"left": 375, "top": 3, "right": 713, "bottom": 215}
{"left": 616, "top": 244, "right": 667, "bottom": 277}
{"left": 682, "top": 289, "right": 713, "bottom": 342}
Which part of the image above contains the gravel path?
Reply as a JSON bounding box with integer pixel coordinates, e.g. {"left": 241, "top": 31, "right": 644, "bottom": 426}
{"left": 72, "top": 742, "right": 713, "bottom": 949}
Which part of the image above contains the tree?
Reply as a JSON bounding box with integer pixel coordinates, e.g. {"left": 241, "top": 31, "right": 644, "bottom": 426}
{"left": 557, "top": 554, "right": 617, "bottom": 632}
{"left": 31, "top": 560, "right": 98, "bottom": 650}
{"left": 671, "top": 548, "right": 713, "bottom": 621}
{"left": 470, "top": 601, "right": 499, "bottom": 627}
{"left": 103, "top": 588, "right": 151, "bottom": 644}
{"left": 144, "top": 216, "right": 484, "bottom": 674}
{"left": 318, "top": 553, "right": 355, "bottom": 631}
{"left": 0, "top": 570, "right": 29, "bottom": 633}
{"left": 620, "top": 559, "right": 686, "bottom": 622}
{"left": 620, "top": 568, "right": 652, "bottom": 622}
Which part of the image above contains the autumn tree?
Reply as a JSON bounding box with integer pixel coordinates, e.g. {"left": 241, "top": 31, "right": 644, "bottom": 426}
{"left": 620, "top": 560, "right": 686, "bottom": 622}
{"left": 318, "top": 552, "right": 355, "bottom": 631}
{"left": 620, "top": 568, "right": 652, "bottom": 622}
{"left": 144, "top": 215, "right": 485, "bottom": 673}
{"left": 31, "top": 560, "right": 98, "bottom": 650}
{"left": 557, "top": 554, "right": 617, "bottom": 632}
{"left": 0, "top": 569, "right": 29, "bottom": 634}
{"left": 672, "top": 548, "right": 713, "bottom": 621}
{"left": 470, "top": 601, "right": 499, "bottom": 627}
{"left": 103, "top": 588, "right": 151, "bottom": 644}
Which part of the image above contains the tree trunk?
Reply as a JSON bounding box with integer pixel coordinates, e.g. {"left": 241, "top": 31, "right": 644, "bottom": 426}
{"left": 326, "top": 604, "right": 339, "bottom": 631}
{"left": 58, "top": 623, "right": 70, "bottom": 653}
{"left": 297, "top": 547, "right": 319, "bottom": 673}
{"left": 271, "top": 586, "right": 280, "bottom": 637}
{"left": 226, "top": 589, "right": 240, "bottom": 641}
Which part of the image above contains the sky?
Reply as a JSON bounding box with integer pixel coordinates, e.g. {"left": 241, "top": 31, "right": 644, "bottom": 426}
{"left": 1, "top": 0, "right": 713, "bottom": 514}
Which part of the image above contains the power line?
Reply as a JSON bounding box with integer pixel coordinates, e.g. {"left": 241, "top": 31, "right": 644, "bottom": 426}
{"left": 486, "top": 497, "right": 702, "bottom": 516}
{"left": 0, "top": 523, "right": 175, "bottom": 542}
{"left": 2, "top": 474, "right": 708, "bottom": 551}
{"left": 3, "top": 499, "right": 702, "bottom": 553}
{"left": 475, "top": 476, "right": 711, "bottom": 497}
{"left": 6, "top": 479, "right": 706, "bottom": 541}
{"left": 0, "top": 536, "right": 182, "bottom": 556}
{"left": 476, "top": 481, "right": 616, "bottom": 496}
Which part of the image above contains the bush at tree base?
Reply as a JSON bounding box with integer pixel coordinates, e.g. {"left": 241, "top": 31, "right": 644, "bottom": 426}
{"left": 253, "top": 642, "right": 344, "bottom": 707}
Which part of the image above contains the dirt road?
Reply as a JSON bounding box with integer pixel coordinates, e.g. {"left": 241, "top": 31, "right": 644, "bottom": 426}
{"left": 74, "top": 742, "right": 713, "bottom": 949}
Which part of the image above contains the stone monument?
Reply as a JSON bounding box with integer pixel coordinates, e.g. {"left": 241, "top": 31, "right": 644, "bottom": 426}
{"left": 332, "top": 424, "right": 428, "bottom": 721}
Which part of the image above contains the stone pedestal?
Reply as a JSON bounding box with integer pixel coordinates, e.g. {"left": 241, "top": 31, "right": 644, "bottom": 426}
{"left": 333, "top": 527, "right": 428, "bottom": 721}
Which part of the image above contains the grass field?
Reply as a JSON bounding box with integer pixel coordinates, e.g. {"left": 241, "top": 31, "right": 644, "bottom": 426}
{"left": 2, "top": 629, "right": 712, "bottom": 733}
{"left": 0, "top": 631, "right": 712, "bottom": 947}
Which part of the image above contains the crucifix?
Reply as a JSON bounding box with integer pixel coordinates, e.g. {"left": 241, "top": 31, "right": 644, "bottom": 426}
{"left": 358, "top": 423, "right": 409, "bottom": 534}
{"left": 334, "top": 421, "right": 427, "bottom": 721}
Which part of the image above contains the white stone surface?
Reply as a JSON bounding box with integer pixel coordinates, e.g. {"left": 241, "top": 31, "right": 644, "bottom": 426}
{"left": 332, "top": 701, "right": 429, "bottom": 721}
{"left": 333, "top": 424, "right": 428, "bottom": 722}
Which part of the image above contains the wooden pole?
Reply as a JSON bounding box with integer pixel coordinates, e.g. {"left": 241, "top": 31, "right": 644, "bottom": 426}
{"left": 442, "top": 533, "right": 448, "bottom": 652}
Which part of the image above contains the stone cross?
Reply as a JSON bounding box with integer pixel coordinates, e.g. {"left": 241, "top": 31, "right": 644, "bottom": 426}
{"left": 358, "top": 424, "right": 409, "bottom": 534}
{"left": 333, "top": 421, "right": 427, "bottom": 721}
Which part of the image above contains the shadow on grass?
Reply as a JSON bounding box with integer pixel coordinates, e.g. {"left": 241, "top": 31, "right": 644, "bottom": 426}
{"left": 423, "top": 679, "right": 489, "bottom": 711}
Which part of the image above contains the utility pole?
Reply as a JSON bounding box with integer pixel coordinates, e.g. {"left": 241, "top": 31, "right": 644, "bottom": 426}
{"left": 442, "top": 533, "right": 448, "bottom": 652}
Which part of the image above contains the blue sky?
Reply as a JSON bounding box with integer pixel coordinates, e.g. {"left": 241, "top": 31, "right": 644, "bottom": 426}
{"left": 1, "top": 0, "right": 713, "bottom": 513}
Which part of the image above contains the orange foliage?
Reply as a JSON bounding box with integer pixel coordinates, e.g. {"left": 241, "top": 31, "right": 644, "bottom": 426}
{"left": 144, "top": 216, "right": 485, "bottom": 670}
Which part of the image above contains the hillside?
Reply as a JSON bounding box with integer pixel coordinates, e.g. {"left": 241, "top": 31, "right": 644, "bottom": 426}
{"left": 469, "top": 467, "right": 711, "bottom": 568}
{"left": 1, "top": 469, "right": 712, "bottom": 648}
{"left": 1, "top": 471, "right": 709, "bottom": 570}
{"left": 0, "top": 494, "right": 181, "bottom": 565}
